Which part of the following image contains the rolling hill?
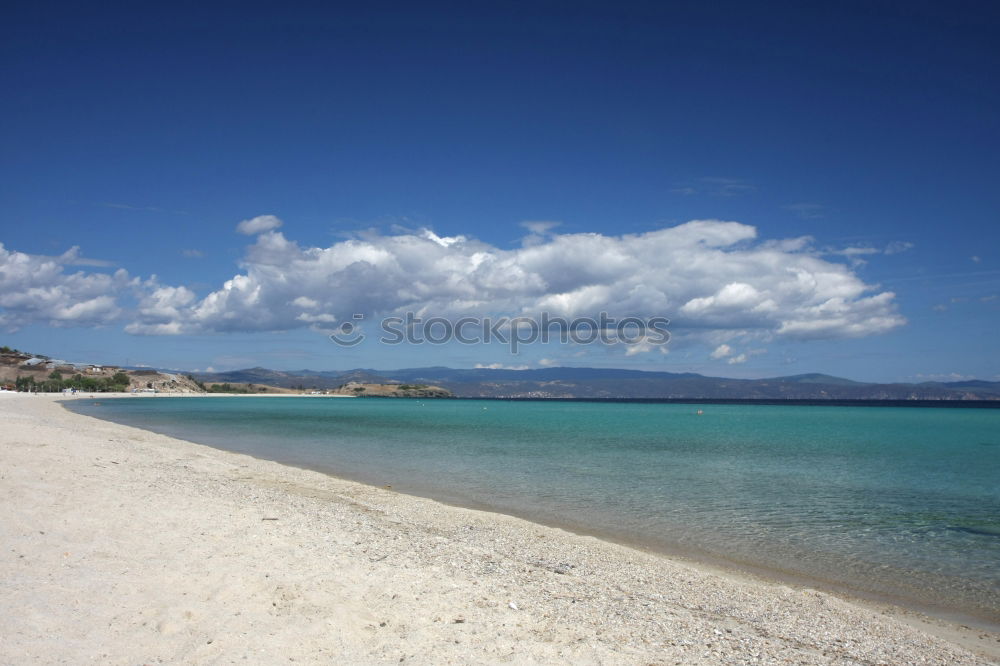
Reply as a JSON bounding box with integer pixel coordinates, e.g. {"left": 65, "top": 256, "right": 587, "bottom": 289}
{"left": 191, "top": 366, "right": 1000, "bottom": 400}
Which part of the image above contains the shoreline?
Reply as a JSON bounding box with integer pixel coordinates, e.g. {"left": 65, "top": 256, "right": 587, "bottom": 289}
{"left": 61, "top": 393, "right": 1000, "bottom": 633}
{"left": 3, "top": 393, "right": 998, "bottom": 663}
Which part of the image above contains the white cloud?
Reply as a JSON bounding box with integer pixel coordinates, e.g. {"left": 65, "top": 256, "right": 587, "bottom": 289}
{"left": 0, "top": 219, "right": 907, "bottom": 347}
{"left": 710, "top": 344, "right": 732, "bottom": 359}
{"left": 834, "top": 247, "right": 881, "bottom": 257}
{"left": 420, "top": 229, "right": 466, "bottom": 247}
{"left": 971, "top": 255, "right": 982, "bottom": 263}
{"left": 538, "top": 358, "right": 557, "bottom": 367}
{"left": 623, "top": 335, "right": 670, "bottom": 356}
{"left": 124, "top": 282, "right": 197, "bottom": 335}
{"left": 681, "top": 283, "right": 772, "bottom": 316}
{"left": 236, "top": 214, "right": 283, "bottom": 235}
{"left": 774, "top": 292, "right": 900, "bottom": 339}
{"left": 711, "top": 344, "right": 764, "bottom": 364}
{"left": 292, "top": 296, "right": 319, "bottom": 309}
{"left": 0, "top": 243, "right": 132, "bottom": 331}
{"left": 182, "top": 249, "right": 204, "bottom": 258}
{"left": 123, "top": 218, "right": 904, "bottom": 342}
{"left": 474, "top": 363, "right": 532, "bottom": 370}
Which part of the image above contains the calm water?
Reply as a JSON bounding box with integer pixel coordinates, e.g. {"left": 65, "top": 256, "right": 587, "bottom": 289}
{"left": 68, "top": 397, "right": 1000, "bottom": 624}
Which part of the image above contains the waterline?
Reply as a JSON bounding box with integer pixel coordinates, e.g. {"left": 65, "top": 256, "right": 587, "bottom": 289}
{"left": 67, "top": 396, "right": 1000, "bottom": 626}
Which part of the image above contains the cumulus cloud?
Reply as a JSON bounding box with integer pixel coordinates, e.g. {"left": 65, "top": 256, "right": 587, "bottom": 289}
{"left": 236, "top": 214, "right": 283, "bottom": 235}
{"left": 123, "top": 219, "right": 905, "bottom": 342}
{"left": 0, "top": 219, "right": 907, "bottom": 347}
{"left": 474, "top": 363, "right": 532, "bottom": 370}
{"left": 0, "top": 243, "right": 132, "bottom": 331}
{"left": 124, "top": 282, "right": 197, "bottom": 335}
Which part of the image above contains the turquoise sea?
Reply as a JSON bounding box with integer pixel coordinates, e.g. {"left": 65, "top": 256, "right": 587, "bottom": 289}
{"left": 68, "top": 397, "right": 1000, "bottom": 626}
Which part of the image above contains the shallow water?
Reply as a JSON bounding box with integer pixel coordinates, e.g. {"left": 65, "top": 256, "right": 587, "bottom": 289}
{"left": 69, "top": 397, "right": 1000, "bottom": 624}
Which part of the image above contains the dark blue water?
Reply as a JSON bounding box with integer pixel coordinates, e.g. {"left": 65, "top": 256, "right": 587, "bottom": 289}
{"left": 68, "top": 397, "right": 1000, "bottom": 624}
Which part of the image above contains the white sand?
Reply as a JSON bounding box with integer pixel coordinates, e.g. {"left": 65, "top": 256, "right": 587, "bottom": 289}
{"left": 1, "top": 393, "right": 997, "bottom": 664}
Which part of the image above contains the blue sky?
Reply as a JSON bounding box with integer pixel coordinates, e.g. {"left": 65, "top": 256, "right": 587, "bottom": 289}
{"left": 2, "top": 1, "right": 998, "bottom": 382}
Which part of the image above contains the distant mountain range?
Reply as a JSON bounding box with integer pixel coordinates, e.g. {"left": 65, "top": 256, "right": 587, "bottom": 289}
{"left": 191, "top": 366, "right": 1000, "bottom": 400}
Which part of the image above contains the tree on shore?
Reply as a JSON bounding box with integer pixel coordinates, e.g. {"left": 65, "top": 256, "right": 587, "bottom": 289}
{"left": 15, "top": 372, "right": 130, "bottom": 393}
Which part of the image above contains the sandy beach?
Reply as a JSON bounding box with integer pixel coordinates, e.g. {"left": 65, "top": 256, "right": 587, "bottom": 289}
{"left": 1, "top": 394, "right": 997, "bottom": 665}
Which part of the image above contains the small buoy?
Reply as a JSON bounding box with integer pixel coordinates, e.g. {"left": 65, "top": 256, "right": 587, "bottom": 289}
{"left": 696, "top": 409, "right": 703, "bottom": 415}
